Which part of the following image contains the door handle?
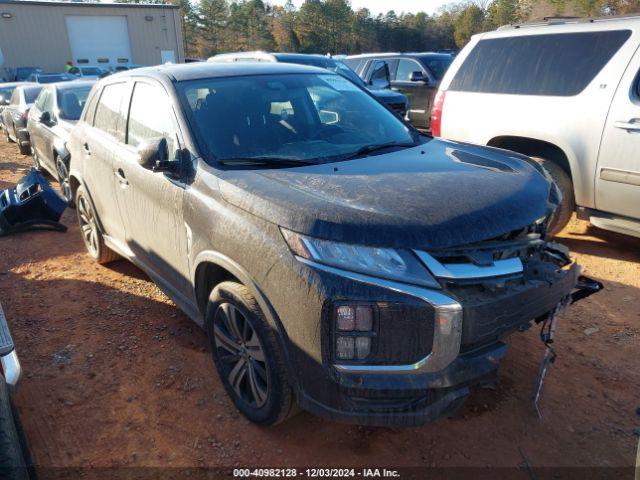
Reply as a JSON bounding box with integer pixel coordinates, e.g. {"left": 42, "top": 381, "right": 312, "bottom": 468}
{"left": 83, "top": 142, "right": 91, "bottom": 155}
{"left": 614, "top": 119, "right": 640, "bottom": 132}
{"left": 115, "top": 168, "right": 129, "bottom": 186}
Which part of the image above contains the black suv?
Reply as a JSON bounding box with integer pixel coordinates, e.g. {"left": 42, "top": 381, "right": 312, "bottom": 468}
{"left": 69, "top": 62, "right": 582, "bottom": 426}
{"left": 344, "top": 53, "right": 453, "bottom": 130}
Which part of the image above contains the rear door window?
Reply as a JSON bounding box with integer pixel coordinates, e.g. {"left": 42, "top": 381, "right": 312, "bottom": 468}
{"left": 449, "top": 30, "right": 632, "bottom": 96}
{"left": 93, "top": 82, "right": 127, "bottom": 138}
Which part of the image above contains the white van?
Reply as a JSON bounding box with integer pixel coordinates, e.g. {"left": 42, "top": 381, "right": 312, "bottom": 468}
{"left": 433, "top": 15, "right": 640, "bottom": 237}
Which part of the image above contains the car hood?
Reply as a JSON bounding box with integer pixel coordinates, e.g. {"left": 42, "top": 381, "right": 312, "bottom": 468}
{"left": 218, "top": 139, "right": 557, "bottom": 249}
{"left": 368, "top": 88, "right": 407, "bottom": 103}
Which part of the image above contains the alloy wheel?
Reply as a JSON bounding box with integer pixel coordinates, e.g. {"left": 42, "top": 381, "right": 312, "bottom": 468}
{"left": 213, "top": 302, "right": 269, "bottom": 408}
{"left": 56, "top": 158, "right": 72, "bottom": 202}
{"left": 77, "top": 195, "right": 99, "bottom": 257}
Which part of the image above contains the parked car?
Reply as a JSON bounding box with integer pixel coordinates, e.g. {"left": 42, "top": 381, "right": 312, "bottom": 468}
{"left": 434, "top": 15, "right": 640, "bottom": 238}
{"left": 69, "top": 62, "right": 585, "bottom": 427}
{"left": 27, "top": 81, "right": 95, "bottom": 202}
{"left": 13, "top": 67, "right": 42, "bottom": 82}
{"left": 344, "top": 52, "right": 454, "bottom": 130}
{"left": 68, "top": 66, "right": 105, "bottom": 80}
{"left": 99, "top": 65, "right": 143, "bottom": 79}
{"left": 209, "top": 52, "right": 409, "bottom": 118}
{"left": 1, "top": 84, "right": 43, "bottom": 155}
{"left": 0, "top": 303, "right": 28, "bottom": 480}
{"left": 26, "top": 72, "right": 73, "bottom": 84}
{"left": 0, "top": 83, "right": 27, "bottom": 118}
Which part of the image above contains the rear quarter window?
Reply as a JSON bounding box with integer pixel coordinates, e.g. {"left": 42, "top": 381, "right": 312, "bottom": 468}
{"left": 449, "top": 30, "right": 632, "bottom": 96}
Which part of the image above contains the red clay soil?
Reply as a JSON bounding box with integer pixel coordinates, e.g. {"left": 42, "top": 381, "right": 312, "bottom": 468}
{"left": 0, "top": 140, "right": 638, "bottom": 475}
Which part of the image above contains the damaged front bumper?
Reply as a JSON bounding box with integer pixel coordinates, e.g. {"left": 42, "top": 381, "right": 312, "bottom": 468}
{"left": 293, "top": 240, "right": 591, "bottom": 426}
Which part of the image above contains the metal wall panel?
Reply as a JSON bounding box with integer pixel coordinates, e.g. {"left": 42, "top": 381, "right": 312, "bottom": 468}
{"left": 0, "top": 1, "right": 183, "bottom": 77}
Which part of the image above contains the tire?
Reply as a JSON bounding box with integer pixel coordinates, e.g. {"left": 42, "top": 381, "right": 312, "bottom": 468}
{"left": 55, "top": 155, "right": 73, "bottom": 205}
{"left": 0, "top": 381, "right": 29, "bottom": 480}
{"left": 532, "top": 157, "right": 575, "bottom": 237}
{"left": 206, "top": 281, "right": 296, "bottom": 426}
{"left": 75, "top": 185, "right": 119, "bottom": 264}
{"left": 18, "top": 142, "right": 30, "bottom": 156}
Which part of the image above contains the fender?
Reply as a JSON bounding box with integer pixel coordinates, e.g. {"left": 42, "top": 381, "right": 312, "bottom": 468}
{"left": 193, "top": 250, "right": 299, "bottom": 388}
{"left": 53, "top": 137, "right": 70, "bottom": 162}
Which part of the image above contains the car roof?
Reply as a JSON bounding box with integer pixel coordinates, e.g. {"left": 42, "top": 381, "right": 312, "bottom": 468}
{"left": 345, "top": 52, "right": 450, "bottom": 60}
{"left": 496, "top": 13, "right": 640, "bottom": 31}
{"left": 0, "top": 82, "right": 28, "bottom": 88}
{"left": 49, "top": 80, "right": 95, "bottom": 90}
{"left": 110, "top": 61, "right": 330, "bottom": 82}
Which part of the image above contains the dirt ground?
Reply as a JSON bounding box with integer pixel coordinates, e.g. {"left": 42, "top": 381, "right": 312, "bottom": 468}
{"left": 0, "top": 139, "right": 639, "bottom": 475}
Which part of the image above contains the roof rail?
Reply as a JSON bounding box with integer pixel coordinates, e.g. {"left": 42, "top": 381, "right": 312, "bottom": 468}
{"left": 497, "top": 12, "right": 640, "bottom": 30}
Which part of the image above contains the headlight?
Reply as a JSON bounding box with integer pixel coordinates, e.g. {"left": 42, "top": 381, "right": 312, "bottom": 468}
{"left": 281, "top": 228, "right": 440, "bottom": 289}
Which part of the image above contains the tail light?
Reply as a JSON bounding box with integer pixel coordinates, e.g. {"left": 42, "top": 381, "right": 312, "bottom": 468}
{"left": 430, "top": 90, "right": 446, "bottom": 137}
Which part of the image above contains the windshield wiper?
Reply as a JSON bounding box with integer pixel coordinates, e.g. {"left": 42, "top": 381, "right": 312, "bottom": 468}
{"left": 343, "top": 142, "right": 416, "bottom": 161}
{"left": 218, "top": 156, "right": 317, "bottom": 167}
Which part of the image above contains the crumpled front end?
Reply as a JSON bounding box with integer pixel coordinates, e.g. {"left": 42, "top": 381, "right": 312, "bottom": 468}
{"left": 289, "top": 221, "right": 584, "bottom": 426}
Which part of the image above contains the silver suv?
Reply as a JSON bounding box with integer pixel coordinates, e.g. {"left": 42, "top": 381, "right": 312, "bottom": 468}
{"left": 433, "top": 15, "right": 640, "bottom": 237}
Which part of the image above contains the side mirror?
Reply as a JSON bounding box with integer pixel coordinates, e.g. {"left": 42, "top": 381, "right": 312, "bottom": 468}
{"left": 137, "top": 137, "right": 168, "bottom": 169}
{"left": 409, "top": 71, "right": 428, "bottom": 83}
{"left": 39, "top": 111, "right": 52, "bottom": 124}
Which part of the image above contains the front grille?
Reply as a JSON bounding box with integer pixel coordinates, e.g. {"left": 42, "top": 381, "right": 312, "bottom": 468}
{"left": 417, "top": 224, "right": 547, "bottom": 287}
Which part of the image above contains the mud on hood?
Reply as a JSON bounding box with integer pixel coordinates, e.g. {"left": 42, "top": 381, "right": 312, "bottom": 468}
{"left": 218, "top": 139, "right": 557, "bottom": 249}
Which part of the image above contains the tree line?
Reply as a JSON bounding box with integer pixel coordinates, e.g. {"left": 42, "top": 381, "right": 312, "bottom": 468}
{"left": 120, "top": 0, "right": 640, "bottom": 57}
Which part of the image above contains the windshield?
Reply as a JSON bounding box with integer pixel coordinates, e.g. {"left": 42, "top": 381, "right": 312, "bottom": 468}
{"left": 0, "top": 87, "right": 15, "bottom": 102}
{"left": 16, "top": 67, "right": 40, "bottom": 81}
{"left": 332, "top": 62, "right": 367, "bottom": 87}
{"left": 24, "top": 87, "right": 42, "bottom": 104}
{"left": 57, "top": 86, "right": 93, "bottom": 120}
{"left": 38, "top": 74, "right": 69, "bottom": 84}
{"left": 81, "top": 67, "right": 102, "bottom": 76}
{"left": 420, "top": 56, "right": 453, "bottom": 81}
{"left": 277, "top": 56, "right": 367, "bottom": 88}
{"left": 179, "top": 73, "right": 416, "bottom": 166}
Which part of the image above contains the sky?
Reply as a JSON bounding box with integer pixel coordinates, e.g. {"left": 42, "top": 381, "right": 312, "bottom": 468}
{"left": 269, "top": 0, "right": 450, "bottom": 16}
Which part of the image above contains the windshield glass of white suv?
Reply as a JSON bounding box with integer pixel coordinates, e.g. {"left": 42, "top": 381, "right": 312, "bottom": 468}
{"left": 179, "top": 73, "right": 417, "bottom": 165}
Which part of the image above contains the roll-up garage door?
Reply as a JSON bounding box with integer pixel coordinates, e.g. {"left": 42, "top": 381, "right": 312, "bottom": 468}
{"left": 65, "top": 15, "right": 132, "bottom": 67}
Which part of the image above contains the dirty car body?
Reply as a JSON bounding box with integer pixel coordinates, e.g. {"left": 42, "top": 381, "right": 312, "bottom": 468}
{"left": 1, "top": 84, "right": 42, "bottom": 154}
{"left": 68, "top": 63, "right": 581, "bottom": 426}
{"left": 27, "top": 81, "right": 95, "bottom": 202}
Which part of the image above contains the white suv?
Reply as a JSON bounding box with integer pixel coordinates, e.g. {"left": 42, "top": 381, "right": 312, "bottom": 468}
{"left": 432, "top": 15, "right": 640, "bottom": 237}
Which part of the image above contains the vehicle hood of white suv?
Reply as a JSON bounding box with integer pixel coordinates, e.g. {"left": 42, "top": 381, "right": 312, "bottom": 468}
{"left": 218, "top": 139, "right": 557, "bottom": 249}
